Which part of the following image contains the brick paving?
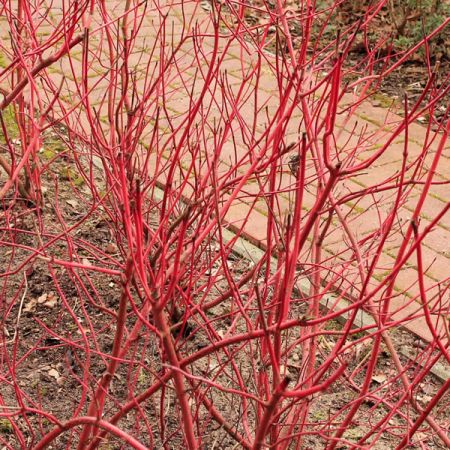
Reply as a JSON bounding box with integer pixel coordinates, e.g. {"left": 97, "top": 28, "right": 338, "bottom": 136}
{"left": 1, "top": 1, "right": 449, "bottom": 343}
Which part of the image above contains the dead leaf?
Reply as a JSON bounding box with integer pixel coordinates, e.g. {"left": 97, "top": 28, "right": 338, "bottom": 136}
{"left": 66, "top": 199, "right": 78, "bottom": 208}
{"left": 76, "top": 325, "right": 90, "bottom": 335}
{"left": 372, "top": 374, "right": 387, "bottom": 384}
{"left": 414, "top": 432, "right": 428, "bottom": 442}
{"left": 36, "top": 292, "right": 58, "bottom": 308}
{"left": 421, "top": 383, "right": 435, "bottom": 395}
{"left": 418, "top": 394, "right": 433, "bottom": 404}
{"left": 23, "top": 298, "right": 37, "bottom": 313}
{"left": 37, "top": 293, "right": 47, "bottom": 304}
{"left": 43, "top": 293, "right": 58, "bottom": 308}
{"left": 105, "top": 243, "right": 118, "bottom": 254}
{"left": 48, "top": 368, "right": 60, "bottom": 380}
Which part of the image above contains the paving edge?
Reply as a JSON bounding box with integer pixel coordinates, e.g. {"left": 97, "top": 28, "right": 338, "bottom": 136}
{"left": 222, "top": 227, "right": 449, "bottom": 383}
{"left": 149, "top": 185, "right": 450, "bottom": 382}
{"left": 91, "top": 155, "right": 449, "bottom": 382}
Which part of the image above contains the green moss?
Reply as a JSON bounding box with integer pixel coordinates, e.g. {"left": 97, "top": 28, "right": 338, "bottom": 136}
{"left": 343, "top": 427, "right": 365, "bottom": 440}
{"left": 349, "top": 177, "right": 367, "bottom": 189}
{"left": 372, "top": 92, "right": 396, "bottom": 109}
{"left": 372, "top": 272, "right": 385, "bottom": 283}
{"left": 36, "top": 30, "right": 51, "bottom": 38}
{"left": 0, "top": 51, "right": 8, "bottom": 68}
{"left": 424, "top": 271, "right": 439, "bottom": 282}
{"left": 368, "top": 143, "right": 383, "bottom": 152}
{"left": 253, "top": 205, "right": 268, "bottom": 217}
{"left": 403, "top": 205, "right": 450, "bottom": 232}
{"left": 429, "top": 192, "right": 448, "bottom": 203}
{"left": 41, "top": 148, "right": 57, "bottom": 160}
{"left": 59, "top": 93, "right": 76, "bottom": 106}
{"left": 350, "top": 331, "right": 367, "bottom": 342}
{"left": 59, "top": 166, "right": 85, "bottom": 187}
{"left": 47, "top": 66, "right": 62, "bottom": 75}
{"left": 45, "top": 139, "right": 66, "bottom": 153}
{"left": 40, "top": 138, "right": 67, "bottom": 161}
{"left": 0, "top": 418, "right": 13, "bottom": 434}
{"left": 310, "top": 409, "right": 329, "bottom": 422}
{"left": 357, "top": 113, "right": 382, "bottom": 128}
{"left": 345, "top": 201, "right": 365, "bottom": 215}
{"left": 138, "top": 369, "right": 150, "bottom": 387}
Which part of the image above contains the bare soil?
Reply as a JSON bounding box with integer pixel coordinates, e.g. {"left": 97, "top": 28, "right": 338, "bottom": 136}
{"left": 1, "top": 127, "right": 449, "bottom": 449}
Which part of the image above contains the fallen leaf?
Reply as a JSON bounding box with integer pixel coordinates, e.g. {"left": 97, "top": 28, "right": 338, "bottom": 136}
{"left": 414, "top": 432, "right": 428, "bottom": 442}
{"left": 66, "top": 199, "right": 78, "bottom": 208}
{"left": 37, "top": 293, "right": 48, "bottom": 304}
{"left": 372, "top": 374, "right": 387, "bottom": 384}
{"left": 48, "top": 368, "right": 60, "bottom": 380}
{"left": 105, "top": 243, "right": 118, "bottom": 254}
{"left": 23, "top": 298, "right": 37, "bottom": 313}
{"left": 76, "top": 324, "right": 90, "bottom": 335}
{"left": 418, "top": 394, "right": 433, "bottom": 404}
{"left": 279, "top": 365, "right": 290, "bottom": 376}
{"left": 43, "top": 293, "right": 58, "bottom": 308}
{"left": 421, "top": 383, "right": 435, "bottom": 395}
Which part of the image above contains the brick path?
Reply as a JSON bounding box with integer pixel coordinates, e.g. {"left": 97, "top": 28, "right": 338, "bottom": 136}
{"left": 1, "top": 0, "right": 449, "bottom": 342}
